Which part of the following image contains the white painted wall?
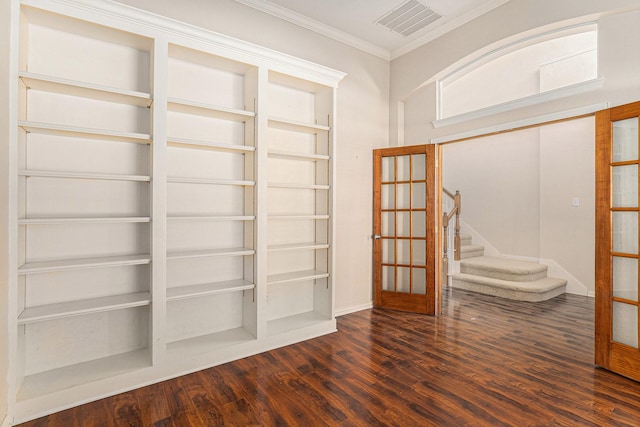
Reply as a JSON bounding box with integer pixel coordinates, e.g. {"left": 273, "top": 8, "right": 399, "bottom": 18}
{"left": 113, "top": 0, "right": 390, "bottom": 313}
{"left": 442, "top": 118, "right": 595, "bottom": 294}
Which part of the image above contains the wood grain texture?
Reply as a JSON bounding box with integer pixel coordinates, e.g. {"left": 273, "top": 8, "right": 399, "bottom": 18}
{"left": 18, "top": 289, "right": 640, "bottom": 426}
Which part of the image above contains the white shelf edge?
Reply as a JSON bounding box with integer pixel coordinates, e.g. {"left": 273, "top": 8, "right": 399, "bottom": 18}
{"left": 168, "top": 97, "right": 255, "bottom": 122}
{"left": 166, "top": 327, "right": 255, "bottom": 357}
{"left": 268, "top": 215, "right": 330, "bottom": 220}
{"left": 19, "top": 71, "right": 152, "bottom": 107}
{"left": 268, "top": 182, "right": 330, "bottom": 190}
{"left": 267, "top": 242, "right": 330, "bottom": 252}
{"left": 19, "top": 169, "right": 151, "bottom": 182}
{"left": 18, "top": 254, "right": 152, "bottom": 275}
{"left": 167, "top": 279, "right": 255, "bottom": 301}
{"left": 167, "top": 137, "right": 255, "bottom": 152}
{"left": 167, "top": 215, "right": 255, "bottom": 222}
{"left": 19, "top": 120, "right": 152, "bottom": 144}
{"left": 18, "top": 292, "right": 151, "bottom": 324}
{"left": 167, "top": 248, "right": 255, "bottom": 260}
{"left": 168, "top": 177, "right": 255, "bottom": 186}
{"left": 18, "top": 217, "right": 151, "bottom": 225}
{"left": 268, "top": 117, "right": 330, "bottom": 134}
{"left": 268, "top": 149, "right": 329, "bottom": 161}
{"left": 267, "top": 269, "right": 329, "bottom": 285}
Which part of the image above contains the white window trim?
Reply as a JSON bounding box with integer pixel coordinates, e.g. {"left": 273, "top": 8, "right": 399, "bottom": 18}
{"left": 432, "top": 77, "right": 604, "bottom": 129}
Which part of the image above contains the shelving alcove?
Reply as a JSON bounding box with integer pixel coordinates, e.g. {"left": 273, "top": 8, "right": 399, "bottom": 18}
{"left": 5, "top": 0, "right": 345, "bottom": 423}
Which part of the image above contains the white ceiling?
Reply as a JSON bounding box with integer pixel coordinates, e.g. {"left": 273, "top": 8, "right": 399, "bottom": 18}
{"left": 233, "top": 0, "right": 511, "bottom": 60}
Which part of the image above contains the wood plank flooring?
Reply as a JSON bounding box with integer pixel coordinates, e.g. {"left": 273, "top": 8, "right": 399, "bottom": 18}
{"left": 18, "top": 289, "right": 640, "bottom": 426}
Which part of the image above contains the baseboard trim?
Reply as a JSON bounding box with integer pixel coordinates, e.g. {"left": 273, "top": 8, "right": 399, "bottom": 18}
{"left": 335, "top": 302, "right": 373, "bottom": 317}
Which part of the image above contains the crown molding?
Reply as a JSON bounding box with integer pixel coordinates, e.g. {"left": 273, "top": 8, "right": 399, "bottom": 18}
{"left": 233, "top": 0, "right": 391, "bottom": 60}
{"left": 390, "top": 0, "right": 511, "bottom": 59}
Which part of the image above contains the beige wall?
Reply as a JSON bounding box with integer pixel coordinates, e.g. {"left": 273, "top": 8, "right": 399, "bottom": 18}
{"left": 442, "top": 117, "right": 595, "bottom": 293}
{"left": 114, "top": 0, "right": 391, "bottom": 313}
{"left": 391, "top": 0, "right": 640, "bottom": 146}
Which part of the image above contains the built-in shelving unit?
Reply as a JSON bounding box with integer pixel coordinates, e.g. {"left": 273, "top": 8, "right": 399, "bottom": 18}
{"left": 7, "top": 1, "right": 344, "bottom": 423}
{"left": 265, "top": 71, "right": 335, "bottom": 336}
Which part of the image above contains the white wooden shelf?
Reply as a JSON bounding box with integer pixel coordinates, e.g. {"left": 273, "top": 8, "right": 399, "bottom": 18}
{"left": 18, "top": 292, "right": 151, "bottom": 324}
{"left": 267, "top": 242, "right": 329, "bottom": 252}
{"left": 17, "top": 349, "right": 150, "bottom": 402}
{"left": 167, "top": 248, "right": 255, "bottom": 260}
{"left": 19, "top": 120, "right": 152, "bottom": 144}
{"left": 268, "top": 117, "right": 330, "bottom": 134}
{"left": 267, "top": 312, "right": 332, "bottom": 337}
{"left": 267, "top": 269, "right": 329, "bottom": 285}
{"left": 18, "top": 254, "right": 152, "bottom": 275}
{"left": 268, "top": 214, "right": 330, "bottom": 220}
{"left": 268, "top": 149, "right": 329, "bottom": 161}
{"left": 167, "top": 176, "right": 254, "bottom": 186}
{"left": 19, "top": 169, "right": 151, "bottom": 182}
{"left": 166, "top": 327, "right": 255, "bottom": 360}
{"left": 168, "top": 136, "right": 255, "bottom": 153}
{"left": 168, "top": 97, "right": 255, "bottom": 122}
{"left": 168, "top": 215, "right": 254, "bottom": 222}
{"left": 167, "top": 279, "right": 254, "bottom": 302}
{"left": 19, "top": 72, "right": 152, "bottom": 107}
{"left": 18, "top": 217, "right": 151, "bottom": 225}
{"left": 268, "top": 182, "right": 330, "bottom": 190}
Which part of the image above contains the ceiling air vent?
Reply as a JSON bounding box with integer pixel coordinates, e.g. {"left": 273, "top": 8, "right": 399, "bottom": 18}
{"left": 375, "top": 0, "right": 442, "bottom": 37}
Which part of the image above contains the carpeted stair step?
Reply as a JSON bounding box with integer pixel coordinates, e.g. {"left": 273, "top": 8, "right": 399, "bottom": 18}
{"left": 460, "top": 256, "right": 548, "bottom": 282}
{"left": 460, "top": 234, "right": 472, "bottom": 246}
{"left": 451, "top": 273, "right": 567, "bottom": 302}
{"left": 460, "top": 244, "right": 484, "bottom": 259}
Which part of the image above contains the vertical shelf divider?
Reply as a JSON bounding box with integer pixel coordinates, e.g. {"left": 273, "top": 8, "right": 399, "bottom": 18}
{"left": 254, "top": 66, "right": 270, "bottom": 340}
{"left": 151, "top": 38, "right": 169, "bottom": 363}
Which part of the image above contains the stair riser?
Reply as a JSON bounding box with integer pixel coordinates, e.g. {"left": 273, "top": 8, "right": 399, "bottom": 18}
{"left": 452, "top": 278, "right": 566, "bottom": 302}
{"left": 460, "top": 266, "right": 547, "bottom": 282}
{"left": 460, "top": 250, "right": 484, "bottom": 260}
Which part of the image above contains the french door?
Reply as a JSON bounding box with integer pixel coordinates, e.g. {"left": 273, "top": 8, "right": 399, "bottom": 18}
{"left": 373, "top": 145, "right": 438, "bottom": 314}
{"left": 595, "top": 101, "right": 640, "bottom": 380}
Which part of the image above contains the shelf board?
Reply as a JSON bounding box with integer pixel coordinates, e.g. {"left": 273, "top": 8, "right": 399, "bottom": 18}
{"left": 19, "top": 120, "right": 152, "bottom": 144}
{"left": 166, "top": 327, "right": 255, "bottom": 359}
{"left": 267, "top": 269, "right": 329, "bottom": 285}
{"left": 18, "top": 254, "right": 151, "bottom": 275}
{"left": 268, "top": 117, "right": 330, "bottom": 134}
{"left": 19, "top": 169, "right": 151, "bottom": 182}
{"left": 168, "top": 176, "right": 255, "bottom": 186}
{"left": 18, "top": 292, "right": 151, "bottom": 324}
{"left": 168, "top": 215, "right": 254, "bottom": 222}
{"left": 167, "top": 248, "right": 255, "bottom": 260}
{"left": 267, "top": 311, "right": 333, "bottom": 337}
{"left": 268, "top": 214, "right": 330, "bottom": 220}
{"left": 167, "top": 136, "right": 255, "bottom": 153}
{"left": 268, "top": 182, "right": 330, "bottom": 190}
{"left": 18, "top": 217, "right": 150, "bottom": 225}
{"left": 168, "top": 97, "right": 255, "bottom": 122}
{"left": 17, "top": 348, "right": 150, "bottom": 401}
{"left": 268, "top": 149, "right": 329, "bottom": 161}
{"left": 19, "top": 72, "right": 152, "bottom": 107}
{"left": 267, "top": 242, "right": 330, "bottom": 252}
{"left": 167, "top": 279, "right": 255, "bottom": 301}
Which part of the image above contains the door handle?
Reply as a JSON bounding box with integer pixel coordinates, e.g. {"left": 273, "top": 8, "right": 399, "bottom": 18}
{"left": 374, "top": 234, "right": 381, "bottom": 240}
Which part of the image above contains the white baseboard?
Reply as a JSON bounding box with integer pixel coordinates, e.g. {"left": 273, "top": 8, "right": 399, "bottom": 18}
{"left": 335, "top": 302, "right": 373, "bottom": 317}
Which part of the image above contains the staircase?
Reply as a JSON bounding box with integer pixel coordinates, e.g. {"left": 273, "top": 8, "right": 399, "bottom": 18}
{"left": 450, "top": 234, "right": 567, "bottom": 302}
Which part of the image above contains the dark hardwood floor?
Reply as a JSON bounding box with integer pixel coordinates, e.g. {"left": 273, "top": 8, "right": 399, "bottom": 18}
{"left": 19, "top": 289, "right": 640, "bottom": 426}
